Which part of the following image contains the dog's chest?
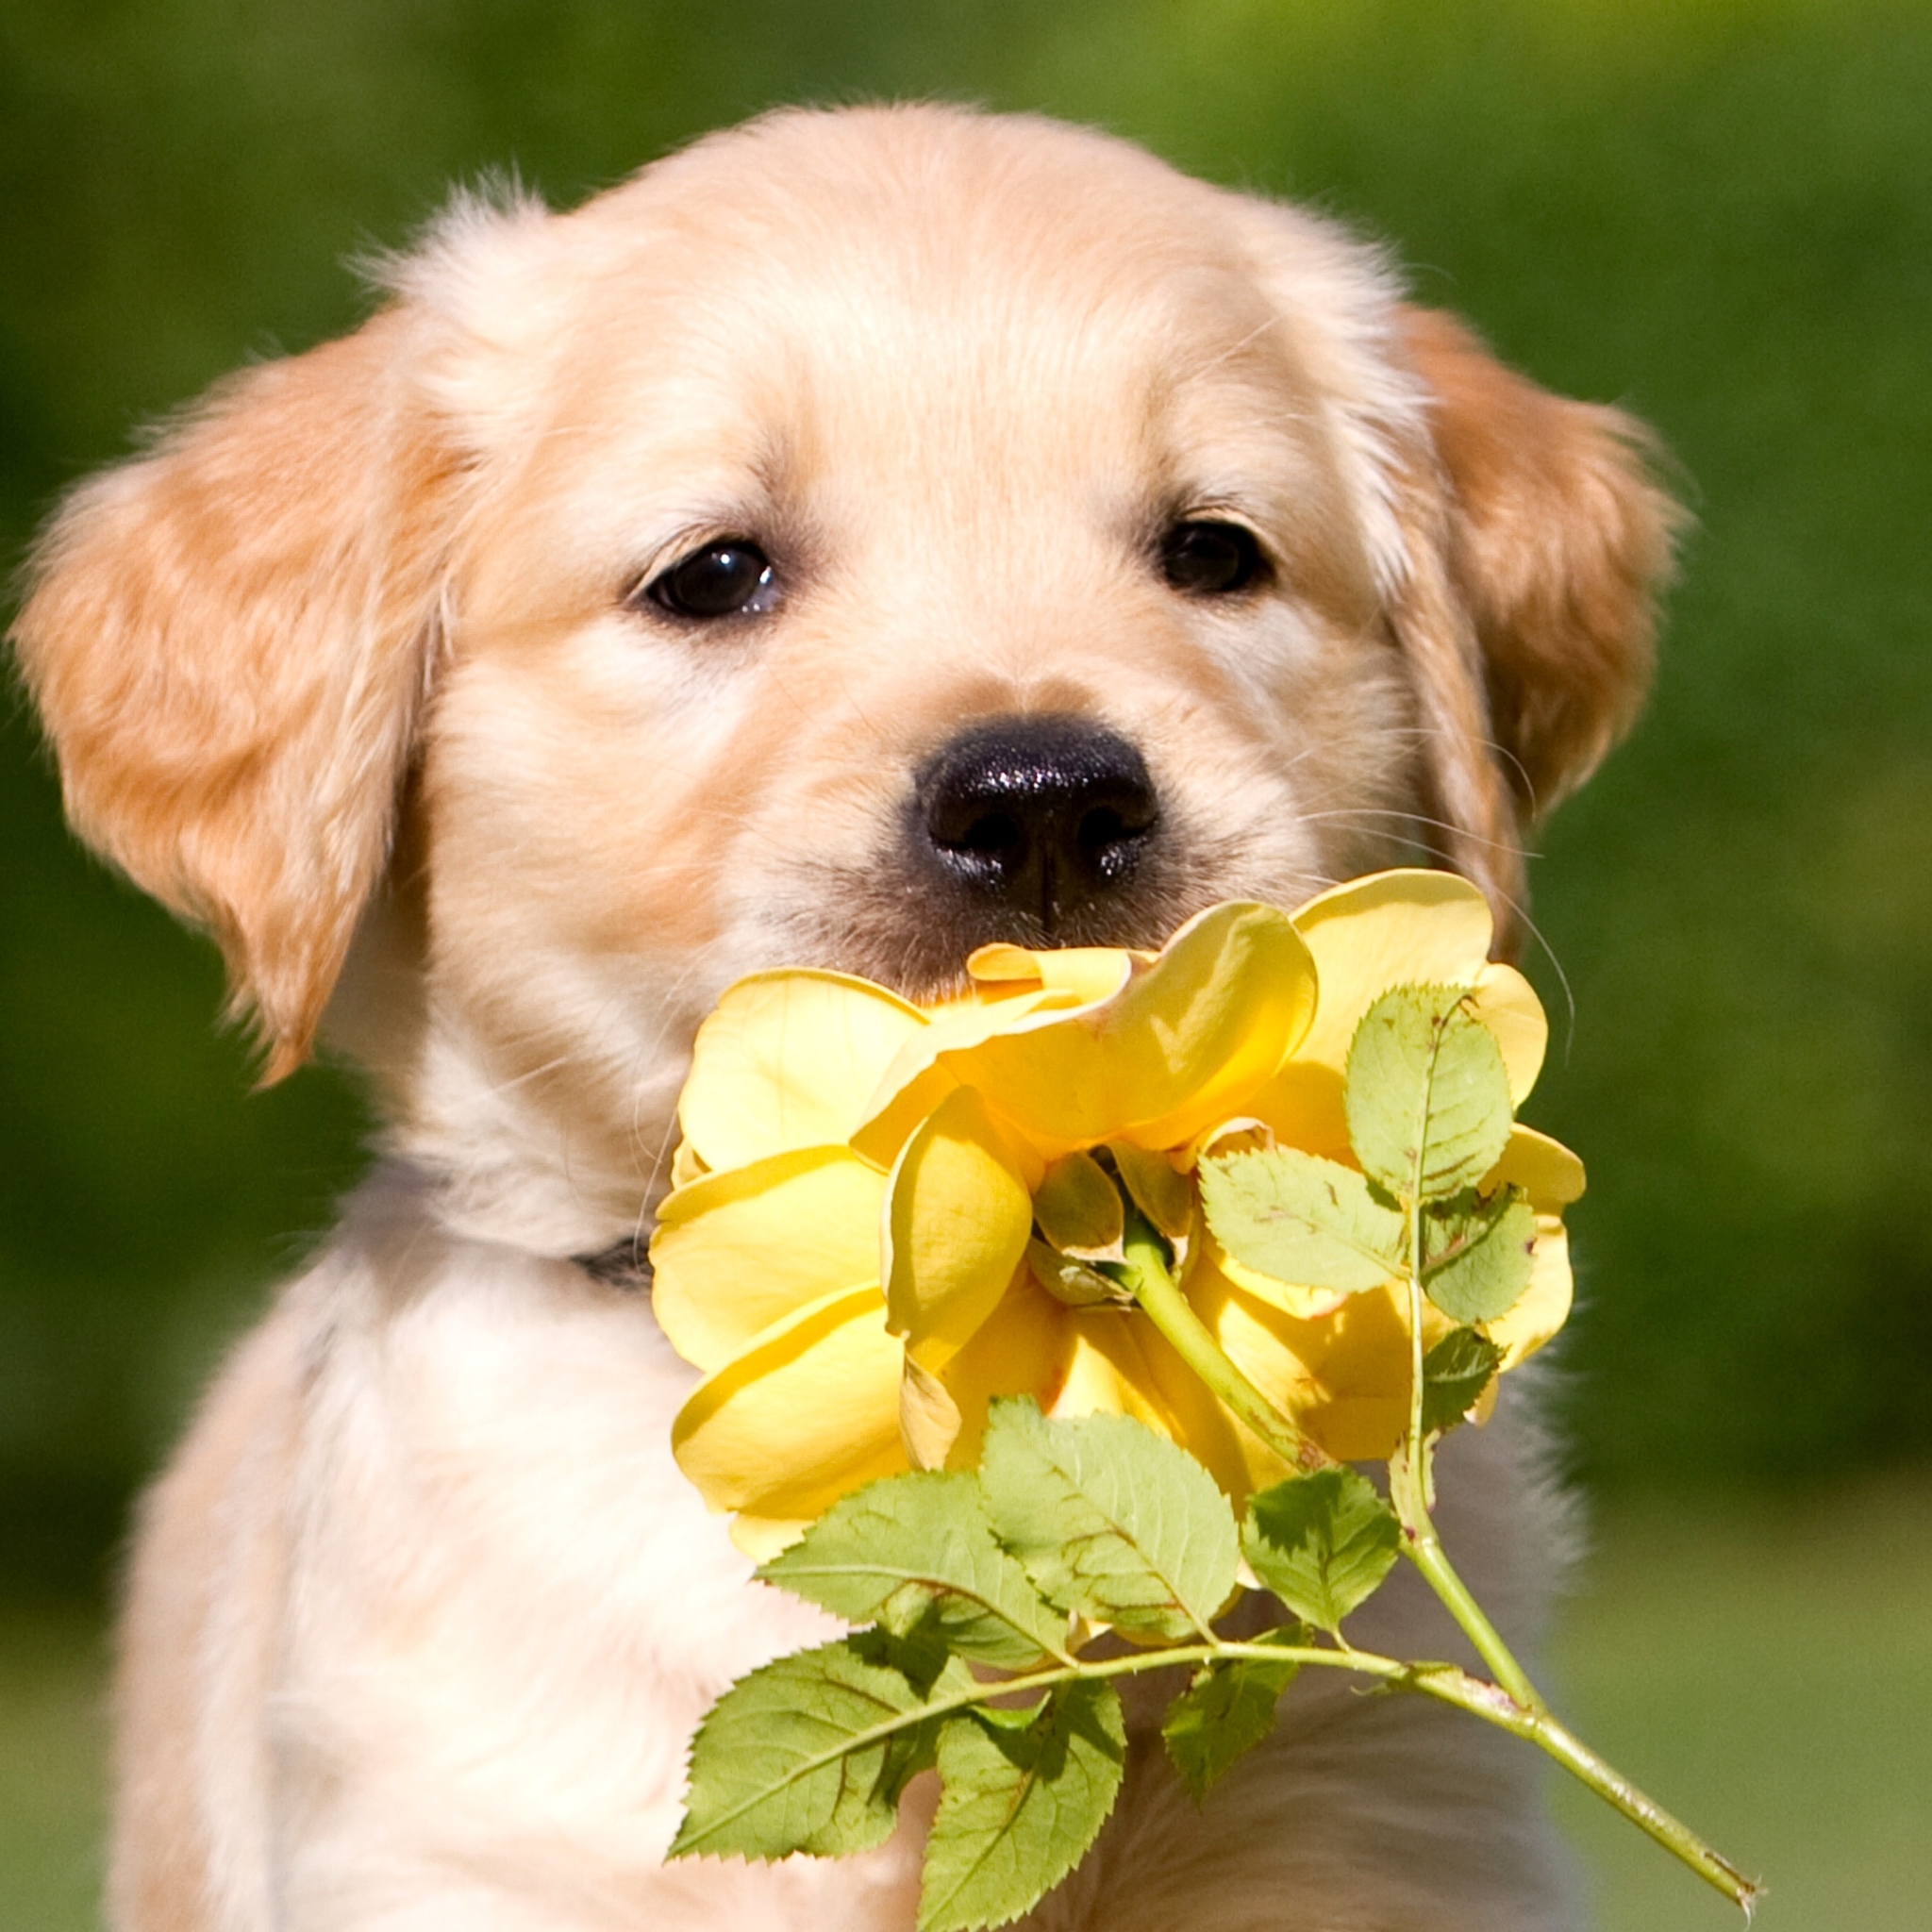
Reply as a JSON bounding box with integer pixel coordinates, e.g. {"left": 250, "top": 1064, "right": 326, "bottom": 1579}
{"left": 242, "top": 1175, "right": 1554, "bottom": 1930}
{"left": 258, "top": 1199, "right": 931, "bottom": 1924}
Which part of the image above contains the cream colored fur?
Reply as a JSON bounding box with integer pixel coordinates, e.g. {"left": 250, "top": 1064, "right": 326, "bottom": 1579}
{"left": 11, "top": 105, "right": 1674, "bottom": 1930}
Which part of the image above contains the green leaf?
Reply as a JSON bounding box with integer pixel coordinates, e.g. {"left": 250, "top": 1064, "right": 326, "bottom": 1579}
{"left": 919, "top": 1681, "right": 1126, "bottom": 1932}
{"left": 978, "top": 1399, "right": 1238, "bottom": 1644}
{"left": 1160, "top": 1644, "right": 1300, "bottom": 1802}
{"left": 758, "top": 1471, "right": 1069, "bottom": 1669}
{"left": 1421, "top": 1190, "right": 1538, "bottom": 1324}
{"left": 672, "top": 1634, "right": 972, "bottom": 1861}
{"left": 1242, "top": 1469, "right": 1400, "bottom": 1634}
{"left": 1420, "top": 1328, "right": 1505, "bottom": 1436}
{"left": 1197, "top": 1147, "right": 1402, "bottom": 1295}
{"left": 1343, "top": 985, "right": 1514, "bottom": 1204}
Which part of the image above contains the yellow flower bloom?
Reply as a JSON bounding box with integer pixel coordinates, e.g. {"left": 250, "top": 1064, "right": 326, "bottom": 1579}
{"left": 650, "top": 873, "right": 1581, "bottom": 1556}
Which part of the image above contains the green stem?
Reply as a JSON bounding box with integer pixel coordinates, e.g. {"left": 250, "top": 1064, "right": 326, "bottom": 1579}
{"left": 1405, "top": 1191, "right": 1429, "bottom": 1475}
{"left": 1407, "top": 1664, "right": 1762, "bottom": 1913}
{"left": 685, "top": 1628, "right": 1757, "bottom": 1914}
{"left": 1124, "top": 1222, "right": 1331, "bottom": 1474}
{"left": 1124, "top": 1238, "right": 1757, "bottom": 1914}
{"left": 1396, "top": 1491, "right": 1545, "bottom": 1716}
{"left": 1391, "top": 1158, "right": 1545, "bottom": 1714}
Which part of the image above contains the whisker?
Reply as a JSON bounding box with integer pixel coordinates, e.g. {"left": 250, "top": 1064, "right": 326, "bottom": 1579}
{"left": 1293, "top": 805, "right": 1543, "bottom": 864}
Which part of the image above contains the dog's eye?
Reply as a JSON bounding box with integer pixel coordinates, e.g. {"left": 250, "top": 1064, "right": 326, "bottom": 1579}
{"left": 641, "top": 539, "right": 780, "bottom": 620}
{"left": 1158, "top": 520, "right": 1268, "bottom": 596}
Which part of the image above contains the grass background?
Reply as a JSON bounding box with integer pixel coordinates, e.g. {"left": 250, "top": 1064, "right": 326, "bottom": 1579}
{"left": 3, "top": 0, "right": 1929, "bottom": 1920}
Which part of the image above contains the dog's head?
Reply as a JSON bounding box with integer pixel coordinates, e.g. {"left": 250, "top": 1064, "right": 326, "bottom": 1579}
{"left": 11, "top": 107, "right": 1674, "bottom": 1251}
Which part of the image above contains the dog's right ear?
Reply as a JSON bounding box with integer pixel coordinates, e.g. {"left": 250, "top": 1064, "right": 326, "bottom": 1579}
{"left": 11, "top": 308, "right": 465, "bottom": 1080}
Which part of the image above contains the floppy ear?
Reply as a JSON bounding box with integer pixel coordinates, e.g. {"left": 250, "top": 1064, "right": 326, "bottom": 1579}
{"left": 10, "top": 307, "right": 463, "bottom": 1079}
{"left": 1216, "top": 194, "right": 1676, "bottom": 947}
{"left": 1400, "top": 307, "right": 1679, "bottom": 824}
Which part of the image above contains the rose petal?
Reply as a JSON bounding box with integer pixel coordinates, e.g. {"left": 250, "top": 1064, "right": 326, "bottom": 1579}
{"left": 1290, "top": 870, "right": 1497, "bottom": 1075}
{"left": 1231, "top": 1060, "right": 1354, "bottom": 1165}
{"left": 649, "top": 1146, "right": 886, "bottom": 1371}
{"left": 1486, "top": 1124, "right": 1587, "bottom": 1208}
{"left": 942, "top": 903, "right": 1317, "bottom": 1155}
{"left": 900, "top": 1353, "right": 965, "bottom": 1470}
{"left": 679, "top": 970, "right": 926, "bottom": 1172}
{"left": 1189, "top": 1260, "right": 1451, "bottom": 1464}
{"left": 933, "top": 1279, "right": 1078, "bottom": 1468}
{"left": 966, "top": 944, "right": 1137, "bottom": 1006}
{"left": 671, "top": 1283, "right": 907, "bottom": 1522}
{"left": 885, "top": 1086, "right": 1034, "bottom": 1362}
{"left": 1188, "top": 1260, "right": 1324, "bottom": 1427}
{"left": 727, "top": 1513, "right": 816, "bottom": 1561}
{"left": 1046, "top": 1310, "right": 1187, "bottom": 1437}
{"left": 1057, "top": 1308, "right": 1272, "bottom": 1505}
{"left": 1302, "top": 1286, "right": 1452, "bottom": 1460}
{"left": 851, "top": 989, "right": 1062, "bottom": 1170}
{"left": 943, "top": 1277, "right": 1281, "bottom": 1505}
{"left": 1470, "top": 961, "right": 1548, "bottom": 1105}
{"left": 1208, "top": 1238, "right": 1361, "bottom": 1323}
{"left": 669, "top": 1137, "right": 707, "bottom": 1188}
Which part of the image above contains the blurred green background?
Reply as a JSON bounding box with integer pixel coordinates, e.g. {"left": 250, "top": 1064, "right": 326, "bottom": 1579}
{"left": 3, "top": 1, "right": 1929, "bottom": 1924}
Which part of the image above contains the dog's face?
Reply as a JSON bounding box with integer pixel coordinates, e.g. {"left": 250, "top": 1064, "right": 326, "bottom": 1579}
{"left": 12, "top": 107, "right": 1673, "bottom": 1252}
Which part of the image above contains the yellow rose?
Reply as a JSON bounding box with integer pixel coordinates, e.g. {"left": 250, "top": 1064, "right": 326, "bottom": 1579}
{"left": 651, "top": 871, "right": 1579, "bottom": 1556}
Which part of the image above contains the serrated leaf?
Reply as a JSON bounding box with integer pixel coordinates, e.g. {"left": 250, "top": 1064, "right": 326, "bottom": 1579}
{"left": 919, "top": 1681, "right": 1126, "bottom": 1932}
{"left": 1160, "top": 1646, "right": 1300, "bottom": 1802}
{"left": 673, "top": 1634, "right": 974, "bottom": 1860}
{"left": 1420, "top": 1328, "right": 1505, "bottom": 1435}
{"left": 1344, "top": 985, "right": 1514, "bottom": 1203}
{"left": 1242, "top": 1469, "right": 1400, "bottom": 1634}
{"left": 979, "top": 1400, "right": 1238, "bottom": 1643}
{"left": 1422, "top": 1190, "right": 1538, "bottom": 1323}
{"left": 1198, "top": 1147, "right": 1402, "bottom": 1294}
{"left": 758, "top": 1471, "right": 1068, "bottom": 1669}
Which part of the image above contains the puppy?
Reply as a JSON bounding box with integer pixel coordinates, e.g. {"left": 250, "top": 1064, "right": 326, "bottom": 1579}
{"left": 12, "top": 105, "right": 1674, "bottom": 1931}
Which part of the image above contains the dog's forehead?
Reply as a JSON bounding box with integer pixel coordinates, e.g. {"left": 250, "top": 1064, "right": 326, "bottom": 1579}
{"left": 587, "top": 106, "right": 1265, "bottom": 324}
{"left": 533, "top": 112, "right": 1332, "bottom": 486}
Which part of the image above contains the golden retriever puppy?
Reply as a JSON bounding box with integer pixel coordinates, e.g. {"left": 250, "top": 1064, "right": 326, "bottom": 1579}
{"left": 12, "top": 105, "right": 1673, "bottom": 1932}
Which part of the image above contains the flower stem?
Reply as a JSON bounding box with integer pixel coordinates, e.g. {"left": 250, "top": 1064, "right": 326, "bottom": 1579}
{"left": 1124, "top": 1228, "right": 1331, "bottom": 1474}
{"left": 767, "top": 1631, "right": 1757, "bottom": 1917}
{"left": 1391, "top": 1165, "right": 1545, "bottom": 1713}
{"left": 1391, "top": 1463, "right": 1546, "bottom": 1716}
{"left": 1124, "top": 1238, "right": 1757, "bottom": 1914}
{"left": 1407, "top": 1664, "right": 1763, "bottom": 1914}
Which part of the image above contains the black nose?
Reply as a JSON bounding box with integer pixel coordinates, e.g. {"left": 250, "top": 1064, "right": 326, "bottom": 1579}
{"left": 917, "top": 715, "right": 1159, "bottom": 933}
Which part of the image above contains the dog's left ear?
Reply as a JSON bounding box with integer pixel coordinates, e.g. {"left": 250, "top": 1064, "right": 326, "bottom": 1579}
{"left": 1224, "top": 198, "right": 1678, "bottom": 945}
{"left": 1402, "top": 307, "right": 1678, "bottom": 818}
{"left": 1378, "top": 308, "right": 1680, "bottom": 949}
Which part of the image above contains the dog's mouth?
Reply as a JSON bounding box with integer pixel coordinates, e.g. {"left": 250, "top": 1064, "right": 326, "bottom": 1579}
{"left": 774, "top": 839, "right": 1261, "bottom": 1006}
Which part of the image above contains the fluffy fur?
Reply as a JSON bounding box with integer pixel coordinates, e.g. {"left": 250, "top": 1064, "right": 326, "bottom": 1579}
{"left": 11, "top": 105, "right": 1674, "bottom": 1930}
